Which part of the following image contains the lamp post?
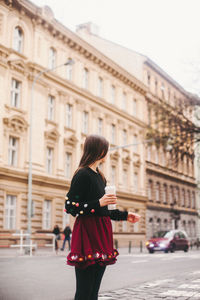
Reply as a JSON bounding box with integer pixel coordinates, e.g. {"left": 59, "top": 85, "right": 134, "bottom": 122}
{"left": 26, "top": 59, "right": 74, "bottom": 248}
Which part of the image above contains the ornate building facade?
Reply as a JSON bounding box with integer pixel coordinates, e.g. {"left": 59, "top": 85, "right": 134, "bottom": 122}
{"left": 0, "top": 0, "right": 147, "bottom": 246}
{"left": 77, "top": 23, "right": 198, "bottom": 241}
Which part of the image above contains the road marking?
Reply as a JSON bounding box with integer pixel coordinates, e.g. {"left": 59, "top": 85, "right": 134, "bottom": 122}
{"left": 178, "top": 284, "right": 200, "bottom": 290}
{"left": 139, "top": 279, "right": 174, "bottom": 288}
{"left": 131, "top": 260, "right": 147, "bottom": 263}
{"left": 160, "top": 290, "right": 196, "bottom": 297}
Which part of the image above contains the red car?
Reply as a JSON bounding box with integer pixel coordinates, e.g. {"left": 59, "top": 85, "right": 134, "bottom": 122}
{"left": 146, "top": 230, "right": 189, "bottom": 253}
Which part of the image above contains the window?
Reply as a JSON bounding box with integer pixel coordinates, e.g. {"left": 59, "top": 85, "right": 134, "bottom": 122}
{"left": 110, "top": 165, "right": 116, "bottom": 185}
{"left": 187, "top": 190, "right": 191, "bottom": 208}
{"left": 65, "top": 152, "right": 72, "bottom": 179}
{"left": 169, "top": 186, "right": 173, "bottom": 204}
{"left": 97, "top": 118, "right": 103, "bottom": 135}
{"left": 63, "top": 205, "right": 70, "bottom": 228}
{"left": 97, "top": 77, "right": 103, "bottom": 97}
{"left": 133, "top": 99, "right": 137, "bottom": 116}
{"left": 122, "top": 92, "right": 126, "bottom": 110}
{"left": 43, "top": 200, "right": 51, "bottom": 229}
{"left": 155, "top": 182, "right": 160, "bottom": 202}
{"left": 182, "top": 189, "right": 185, "bottom": 207}
{"left": 49, "top": 47, "right": 56, "bottom": 69}
{"left": 122, "top": 221, "right": 127, "bottom": 232}
{"left": 163, "top": 184, "right": 167, "bottom": 204}
{"left": 123, "top": 169, "right": 128, "bottom": 187}
{"left": 66, "top": 104, "right": 73, "bottom": 128}
{"left": 147, "top": 72, "right": 151, "bottom": 86}
{"left": 66, "top": 58, "right": 73, "bottom": 80}
{"left": 122, "top": 129, "right": 127, "bottom": 145}
{"left": 155, "top": 79, "right": 158, "bottom": 94}
{"left": 174, "top": 186, "right": 179, "bottom": 205}
{"left": 47, "top": 95, "right": 55, "bottom": 121}
{"left": 82, "top": 111, "right": 89, "bottom": 134}
{"left": 148, "top": 107, "right": 151, "bottom": 125}
{"left": 111, "top": 124, "right": 116, "bottom": 144}
{"left": 46, "top": 147, "right": 53, "bottom": 174}
{"left": 8, "top": 137, "right": 18, "bottom": 166}
{"left": 13, "top": 26, "right": 23, "bottom": 53}
{"left": 168, "top": 88, "right": 171, "bottom": 102}
{"left": 11, "top": 79, "right": 21, "bottom": 108}
{"left": 192, "top": 192, "right": 196, "bottom": 209}
{"left": 83, "top": 68, "right": 89, "bottom": 89}
{"left": 161, "top": 83, "right": 165, "bottom": 98}
{"left": 111, "top": 85, "right": 115, "bottom": 104}
{"left": 147, "top": 146, "right": 151, "bottom": 161}
{"left": 133, "top": 135, "right": 138, "bottom": 153}
{"left": 5, "top": 195, "right": 16, "bottom": 229}
{"left": 155, "top": 148, "right": 159, "bottom": 164}
{"left": 133, "top": 172, "right": 138, "bottom": 192}
{"left": 148, "top": 180, "right": 153, "bottom": 200}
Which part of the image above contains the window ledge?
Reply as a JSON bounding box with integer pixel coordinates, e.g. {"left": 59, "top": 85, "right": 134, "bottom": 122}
{"left": 5, "top": 104, "right": 26, "bottom": 114}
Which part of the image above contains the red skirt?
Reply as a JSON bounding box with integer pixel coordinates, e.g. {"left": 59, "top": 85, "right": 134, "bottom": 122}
{"left": 67, "top": 215, "right": 119, "bottom": 269}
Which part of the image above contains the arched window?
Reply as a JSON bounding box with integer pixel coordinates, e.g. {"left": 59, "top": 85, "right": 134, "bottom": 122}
{"left": 13, "top": 26, "right": 23, "bottom": 53}
{"left": 49, "top": 47, "right": 56, "bottom": 69}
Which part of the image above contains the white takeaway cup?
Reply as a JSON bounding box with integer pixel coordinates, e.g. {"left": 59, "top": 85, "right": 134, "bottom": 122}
{"left": 105, "top": 185, "right": 116, "bottom": 210}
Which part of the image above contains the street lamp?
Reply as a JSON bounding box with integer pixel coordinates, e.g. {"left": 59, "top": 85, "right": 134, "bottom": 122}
{"left": 26, "top": 59, "right": 74, "bottom": 248}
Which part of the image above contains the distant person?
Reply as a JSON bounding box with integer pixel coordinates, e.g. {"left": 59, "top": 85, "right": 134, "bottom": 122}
{"left": 64, "top": 135, "right": 140, "bottom": 300}
{"left": 61, "top": 225, "right": 71, "bottom": 251}
{"left": 52, "top": 225, "right": 60, "bottom": 254}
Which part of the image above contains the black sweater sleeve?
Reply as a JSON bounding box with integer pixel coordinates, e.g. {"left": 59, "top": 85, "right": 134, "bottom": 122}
{"left": 65, "top": 171, "right": 101, "bottom": 217}
{"left": 108, "top": 209, "right": 128, "bottom": 221}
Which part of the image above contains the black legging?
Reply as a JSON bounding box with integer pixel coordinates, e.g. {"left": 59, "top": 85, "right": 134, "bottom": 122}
{"left": 74, "top": 264, "right": 106, "bottom": 300}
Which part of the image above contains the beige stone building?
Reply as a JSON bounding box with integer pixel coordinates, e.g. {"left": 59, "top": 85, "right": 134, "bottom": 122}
{"left": 77, "top": 23, "right": 198, "bottom": 242}
{"left": 0, "top": 0, "right": 148, "bottom": 247}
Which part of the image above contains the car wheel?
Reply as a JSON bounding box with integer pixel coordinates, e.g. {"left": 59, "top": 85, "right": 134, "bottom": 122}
{"left": 170, "top": 244, "right": 175, "bottom": 253}
{"left": 164, "top": 249, "right": 168, "bottom": 253}
{"left": 184, "top": 246, "right": 189, "bottom": 252}
{"left": 149, "top": 249, "right": 154, "bottom": 254}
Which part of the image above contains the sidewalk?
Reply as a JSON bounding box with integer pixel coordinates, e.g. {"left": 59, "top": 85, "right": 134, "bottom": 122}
{"left": 0, "top": 246, "right": 199, "bottom": 258}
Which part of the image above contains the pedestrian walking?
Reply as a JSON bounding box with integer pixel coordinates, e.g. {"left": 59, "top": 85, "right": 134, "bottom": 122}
{"left": 64, "top": 134, "right": 140, "bottom": 300}
{"left": 52, "top": 224, "right": 60, "bottom": 254}
{"left": 61, "top": 224, "right": 71, "bottom": 251}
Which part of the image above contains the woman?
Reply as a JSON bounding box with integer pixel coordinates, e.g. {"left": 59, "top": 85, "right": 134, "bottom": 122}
{"left": 65, "top": 135, "right": 140, "bottom": 300}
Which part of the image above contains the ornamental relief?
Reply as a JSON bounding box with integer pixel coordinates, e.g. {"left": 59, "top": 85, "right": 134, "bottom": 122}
{"left": 44, "top": 128, "right": 59, "bottom": 142}
{"left": 64, "top": 134, "right": 78, "bottom": 148}
{"left": 3, "top": 115, "right": 28, "bottom": 133}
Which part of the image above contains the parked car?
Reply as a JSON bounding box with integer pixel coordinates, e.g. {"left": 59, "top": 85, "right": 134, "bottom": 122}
{"left": 146, "top": 230, "right": 189, "bottom": 253}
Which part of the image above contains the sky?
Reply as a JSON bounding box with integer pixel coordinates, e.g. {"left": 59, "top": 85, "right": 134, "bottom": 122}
{"left": 32, "top": 0, "right": 200, "bottom": 95}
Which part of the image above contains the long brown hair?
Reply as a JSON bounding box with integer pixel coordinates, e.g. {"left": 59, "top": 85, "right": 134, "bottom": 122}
{"left": 75, "top": 135, "right": 109, "bottom": 181}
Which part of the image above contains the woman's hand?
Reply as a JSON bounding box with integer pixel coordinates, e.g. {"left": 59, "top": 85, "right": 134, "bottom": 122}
{"left": 127, "top": 212, "right": 141, "bottom": 223}
{"left": 99, "top": 194, "right": 117, "bottom": 207}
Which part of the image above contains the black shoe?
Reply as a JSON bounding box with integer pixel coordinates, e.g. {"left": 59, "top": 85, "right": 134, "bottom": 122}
{"left": 60, "top": 248, "right": 64, "bottom": 251}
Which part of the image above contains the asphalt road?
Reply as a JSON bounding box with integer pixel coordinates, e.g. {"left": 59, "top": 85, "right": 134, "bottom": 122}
{"left": 0, "top": 249, "right": 200, "bottom": 300}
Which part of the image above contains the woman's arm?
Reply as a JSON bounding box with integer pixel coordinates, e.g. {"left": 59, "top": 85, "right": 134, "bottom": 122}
{"left": 108, "top": 209, "right": 128, "bottom": 221}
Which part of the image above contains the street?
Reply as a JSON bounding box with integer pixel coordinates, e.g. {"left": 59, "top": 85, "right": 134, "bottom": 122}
{"left": 0, "top": 249, "right": 200, "bottom": 300}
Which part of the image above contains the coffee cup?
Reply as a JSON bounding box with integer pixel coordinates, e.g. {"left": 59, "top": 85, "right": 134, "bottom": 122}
{"left": 105, "top": 185, "right": 116, "bottom": 210}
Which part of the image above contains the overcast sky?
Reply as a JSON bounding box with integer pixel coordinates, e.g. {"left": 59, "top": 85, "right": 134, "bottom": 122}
{"left": 32, "top": 0, "right": 200, "bottom": 94}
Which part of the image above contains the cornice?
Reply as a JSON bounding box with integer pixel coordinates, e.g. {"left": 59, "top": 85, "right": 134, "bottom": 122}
{"left": 7, "top": 0, "right": 147, "bottom": 95}
{"left": 146, "top": 162, "right": 196, "bottom": 186}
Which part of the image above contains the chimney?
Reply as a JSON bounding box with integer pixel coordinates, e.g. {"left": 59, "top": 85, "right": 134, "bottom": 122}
{"left": 76, "top": 22, "right": 99, "bottom": 36}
